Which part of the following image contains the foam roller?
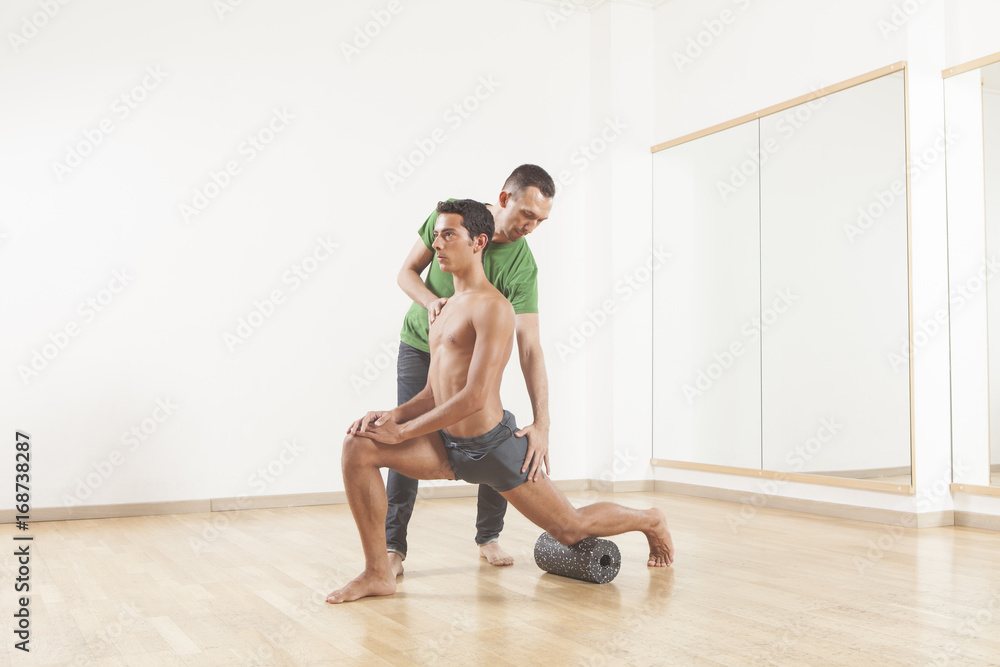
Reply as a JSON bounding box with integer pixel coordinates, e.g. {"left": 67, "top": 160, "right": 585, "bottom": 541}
{"left": 533, "top": 532, "right": 621, "bottom": 584}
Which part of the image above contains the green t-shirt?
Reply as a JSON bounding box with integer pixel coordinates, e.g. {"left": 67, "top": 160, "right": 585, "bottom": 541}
{"left": 399, "top": 202, "right": 539, "bottom": 353}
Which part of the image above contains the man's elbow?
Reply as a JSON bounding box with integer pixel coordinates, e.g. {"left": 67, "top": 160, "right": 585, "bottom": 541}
{"left": 518, "top": 342, "right": 544, "bottom": 366}
{"left": 396, "top": 269, "right": 410, "bottom": 290}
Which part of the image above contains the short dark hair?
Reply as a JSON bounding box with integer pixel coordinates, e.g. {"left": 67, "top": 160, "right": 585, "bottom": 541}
{"left": 502, "top": 164, "right": 556, "bottom": 200}
{"left": 436, "top": 199, "right": 494, "bottom": 263}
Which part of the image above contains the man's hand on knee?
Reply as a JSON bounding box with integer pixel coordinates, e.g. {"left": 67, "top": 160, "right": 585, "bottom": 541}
{"left": 354, "top": 413, "right": 406, "bottom": 445}
{"left": 347, "top": 410, "right": 395, "bottom": 436}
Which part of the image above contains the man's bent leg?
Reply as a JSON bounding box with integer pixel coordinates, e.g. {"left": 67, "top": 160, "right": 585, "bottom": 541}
{"left": 476, "top": 485, "right": 513, "bottom": 566}
{"left": 327, "top": 431, "right": 455, "bottom": 604}
{"left": 384, "top": 342, "right": 431, "bottom": 563}
{"left": 500, "top": 475, "right": 674, "bottom": 567}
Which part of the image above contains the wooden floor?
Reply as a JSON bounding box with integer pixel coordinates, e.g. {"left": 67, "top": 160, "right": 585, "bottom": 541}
{"left": 4, "top": 490, "right": 1000, "bottom": 666}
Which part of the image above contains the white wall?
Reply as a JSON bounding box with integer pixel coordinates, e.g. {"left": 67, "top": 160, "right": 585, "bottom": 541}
{"left": 0, "top": 0, "right": 595, "bottom": 510}
{"left": 578, "top": 3, "right": 657, "bottom": 486}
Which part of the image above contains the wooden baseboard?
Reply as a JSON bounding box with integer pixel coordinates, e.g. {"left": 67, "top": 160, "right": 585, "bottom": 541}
{"left": 653, "top": 480, "right": 953, "bottom": 528}
{"left": 954, "top": 511, "right": 1000, "bottom": 531}
{"left": 612, "top": 479, "right": 655, "bottom": 493}
{"left": 212, "top": 492, "right": 346, "bottom": 512}
{"left": 812, "top": 466, "right": 912, "bottom": 480}
{"left": 21, "top": 500, "right": 211, "bottom": 523}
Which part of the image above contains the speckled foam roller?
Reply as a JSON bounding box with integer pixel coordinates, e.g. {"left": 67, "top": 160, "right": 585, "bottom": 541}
{"left": 533, "top": 532, "right": 621, "bottom": 584}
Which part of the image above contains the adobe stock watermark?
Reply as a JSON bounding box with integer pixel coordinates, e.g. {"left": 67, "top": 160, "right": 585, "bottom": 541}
{"left": 51, "top": 66, "right": 168, "bottom": 182}
{"left": 418, "top": 611, "right": 472, "bottom": 665}
{"left": 556, "top": 246, "right": 670, "bottom": 361}
{"left": 844, "top": 129, "right": 957, "bottom": 243}
{"left": 230, "top": 571, "right": 353, "bottom": 663}
{"left": 544, "top": 0, "right": 587, "bottom": 30}
{"left": 179, "top": 107, "right": 294, "bottom": 224}
{"left": 852, "top": 464, "right": 968, "bottom": 575}
{"left": 877, "top": 0, "right": 929, "bottom": 39}
{"left": 214, "top": 0, "right": 249, "bottom": 20}
{"left": 727, "top": 417, "right": 842, "bottom": 535}
{"left": 232, "top": 622, "right": 297, "bottom": 666}
{"left": 190, "top": 439, "right": 307, "bottom": 555}
{"left": 64, "top": 602, "right": 143, "bottom": 667}
{"left": 717, "top": 90, "right": 829, "bottom": 202}
{"left": 340, "top": 0, "right": 402, "bottom": 63}
{"left": 673, "top": 0, "right": 753, "bottom": 73}
{"left": 247, "top": 439, "right": 306, "bottom": 493}
{"left": 683, "top": 288, "right": 797, "bottom": 403}
{"left": 61, "top": 398, "right": 179, "bottom": 506}
{"left": 552, "top": 116, "right": 629, "bottom": 193}
{"left": 578, "top": 591, "right": 670, "bottom": 666}
{"left": 925, "top": 587, "right": 1000, "bottom": 666}
{"left": 887, "top": 256, "right": 1000, "bottom": 372}
{"left": 350, "top": 338, "right": 399, "bottom": 395}
{"left": 575, "top": 447, "right": 641, "bottom": 507}
{"left": 17, "top": 269, "right": 134, "bottom": 386}
{"left": 224, "top": 235, "right": 339, "bottom": 352}
{"left": 7, "top": 0, "right": 73, "bottom": 53}
{"left": 758, "top": 618, "right": 809, "bottom": 666}
{"left": 384, "top": 75, "right": 501, "bottom": 192}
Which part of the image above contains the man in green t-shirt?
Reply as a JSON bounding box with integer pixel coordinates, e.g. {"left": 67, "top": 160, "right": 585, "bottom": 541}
{"left": 386, "top": 164, "right": 555, "bottom": 575}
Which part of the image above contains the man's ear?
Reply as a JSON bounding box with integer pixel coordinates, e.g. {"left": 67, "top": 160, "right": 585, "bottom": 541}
{"left": 497, "top": 190, "right": 511, "bottom": 208}
{"left": 475, "top": 233, "right": 489, "bottom": 254}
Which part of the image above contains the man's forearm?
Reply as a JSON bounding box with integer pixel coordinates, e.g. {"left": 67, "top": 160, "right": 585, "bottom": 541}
{"left": 520, "top": 347, "right": 550, "bottom": 426}
{"left": 398, "top": 268, "right": 438, "bottom": 308}
{"left": 398, "top": 390, "right": 484, "bottom": 440}
{"left": 394, "top": 394, "right": 435, "bottom": 423}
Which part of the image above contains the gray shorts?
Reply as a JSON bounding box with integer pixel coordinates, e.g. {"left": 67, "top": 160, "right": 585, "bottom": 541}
{"left": 440, "top": 411, "right": 528, "bottom": 493}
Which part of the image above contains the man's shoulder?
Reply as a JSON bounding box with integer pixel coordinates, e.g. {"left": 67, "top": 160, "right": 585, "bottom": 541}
{"left": 468, "top": 288, "right": 515, "bottom": 321}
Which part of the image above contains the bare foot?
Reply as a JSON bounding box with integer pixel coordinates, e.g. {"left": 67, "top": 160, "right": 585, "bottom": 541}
{"left": 387, "top": 551, "right": 404, "bottom": 577}
{"left": 326, "top": 568, "right": 396, "bottom": 604}
{"left": 479, "top": 541, "right": 514, "bottom": 566}
{"left": 644, "top": 508, "right": 674, "bottom": 567}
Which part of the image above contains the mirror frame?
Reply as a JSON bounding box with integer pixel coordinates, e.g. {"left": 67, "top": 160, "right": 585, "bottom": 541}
{"left": 650, "top": 62, "right": 915, "bottom": 495}
{"left": 944, "top": 51, "right": 1000, "bottom": 499}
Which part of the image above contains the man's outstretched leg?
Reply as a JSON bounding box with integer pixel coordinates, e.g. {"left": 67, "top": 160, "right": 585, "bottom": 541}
{"left": 327, "top": 432, "right": 455, "bottom": 604}
{"left": 501, "top": 474, "right": 674, "bottom": 566}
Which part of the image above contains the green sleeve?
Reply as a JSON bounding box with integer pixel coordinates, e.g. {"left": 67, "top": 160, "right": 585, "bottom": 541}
{"left": 508, "top": 263, "right": 539, "bottom": 315}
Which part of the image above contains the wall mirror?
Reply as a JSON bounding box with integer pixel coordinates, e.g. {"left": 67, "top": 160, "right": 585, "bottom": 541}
{"left": 652, "top": 64, "right": 913, "bottom": 493}
{"left": 944, "top": 52, "right": 1000, "bottom": 492}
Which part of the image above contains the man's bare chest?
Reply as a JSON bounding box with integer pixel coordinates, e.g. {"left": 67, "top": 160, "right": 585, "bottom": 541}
{"left": 429, "top": 304, "right": 476, "bottom": 351}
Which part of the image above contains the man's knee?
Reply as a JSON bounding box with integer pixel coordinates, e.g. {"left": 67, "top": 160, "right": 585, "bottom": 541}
{"left": 547, "top": 514, "right": 586, "bottom": 546}
{"left": 342, "top": 434, "right": 375, "bottom": 469}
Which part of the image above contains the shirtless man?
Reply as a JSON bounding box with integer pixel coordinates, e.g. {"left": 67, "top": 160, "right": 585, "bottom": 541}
{"left": 388, "top": 164, "right": 555, "bottom": 573}
{"left": 327, "top": 199, "right": 673, "bottom": 604}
